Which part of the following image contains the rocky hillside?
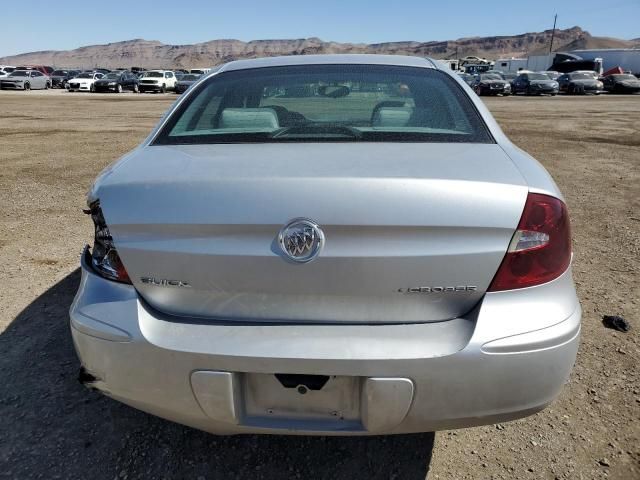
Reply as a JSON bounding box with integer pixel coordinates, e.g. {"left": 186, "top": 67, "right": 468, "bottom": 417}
{"left": 1, "top": 27, "right": 637, "bottom": 69}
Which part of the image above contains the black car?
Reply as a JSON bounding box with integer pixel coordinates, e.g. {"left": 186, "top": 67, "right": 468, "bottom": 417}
{"left": 602, "top": 74, "right": 640, "bottom": 94}
{"left": 471, "top": 73, "right": 511, "bottom": 96}
{"left": 93, "top": 71, "right": 139, "bottom": 93}
{"left": 511, "top": 72, "right": 559, "bottom": 96}
{"left": 174, "top": 73, "right": 201, "bottom": 94}
{"left": 49, "top": 69, "right": 79, "bottom": 88}
{"left": 557, "top": 72, "right": 603, "bottom": 95}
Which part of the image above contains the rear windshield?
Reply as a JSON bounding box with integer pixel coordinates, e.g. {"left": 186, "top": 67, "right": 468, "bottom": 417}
{"left": 155, "top": 65, "right": 493, "bottom": 144}
{"left": 611, "top": 74, "right": 637, "bottom": 80}
{"left": 569, "top": 73, "right": 592, "bottom": 80}
{"left": 480, "top": 74, "right": 502, "bottom": 81}
{"left": 528, "top": 73, "right": 550, "bottom": 80}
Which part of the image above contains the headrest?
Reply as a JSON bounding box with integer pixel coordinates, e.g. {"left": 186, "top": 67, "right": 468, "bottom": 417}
{"left": 372, "top": 107, "right": 412, "bottom": 127}
{"left": 219, "top": 108, "right": 279, "bottom": 130}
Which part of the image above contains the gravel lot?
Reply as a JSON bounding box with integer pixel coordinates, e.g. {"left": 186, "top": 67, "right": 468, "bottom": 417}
{"left": 0, "top": 89, "right": 638, "bottom": 480}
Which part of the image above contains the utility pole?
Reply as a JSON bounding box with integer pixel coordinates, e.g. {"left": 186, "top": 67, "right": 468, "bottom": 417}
{"left": 549, "top": 14, "right": 558, "bottom": 54}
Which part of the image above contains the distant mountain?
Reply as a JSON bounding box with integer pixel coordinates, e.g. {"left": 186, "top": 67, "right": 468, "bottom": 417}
{"left": 0, "top": 27, "right": 636, "bottom": 69}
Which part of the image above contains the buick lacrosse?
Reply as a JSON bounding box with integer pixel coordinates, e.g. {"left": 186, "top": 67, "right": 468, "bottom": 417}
{"left": 70, "top": 55, "right": 581, "bottom": 435}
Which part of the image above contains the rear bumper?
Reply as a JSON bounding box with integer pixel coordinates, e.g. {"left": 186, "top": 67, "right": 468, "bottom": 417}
{"left": 139, "top": 84, "right": 164, "bottom": 92}
{"left": 70, "top": 248, "right": 580, "bottom": 435}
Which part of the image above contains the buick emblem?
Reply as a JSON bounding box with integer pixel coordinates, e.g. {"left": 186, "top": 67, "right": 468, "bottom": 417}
{"left": 278, "top": 218, "right": 324, "bottom": 263}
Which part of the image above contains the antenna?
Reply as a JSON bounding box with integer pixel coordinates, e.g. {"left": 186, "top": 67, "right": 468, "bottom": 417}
{"left": 549, "top": 14, "right": 558, "bottom": 54}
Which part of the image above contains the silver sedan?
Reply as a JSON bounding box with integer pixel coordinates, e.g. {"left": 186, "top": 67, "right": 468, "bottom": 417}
{"left": 0, "top": 70, "right": 50, "bottom": 90}
{"left": 71, "top": 55, "right": 580, "bottom": 436}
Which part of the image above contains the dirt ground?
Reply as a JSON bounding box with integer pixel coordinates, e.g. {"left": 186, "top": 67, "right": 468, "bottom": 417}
{"left": 0, "top": 89, "right": 638, "bottom": 480}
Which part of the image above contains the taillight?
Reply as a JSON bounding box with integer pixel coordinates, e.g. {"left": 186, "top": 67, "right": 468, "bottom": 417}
{"left": 488, "top": 193, "right": 571, "bottom": 292}
{"left": 86, "top": 201, "right": 131, "bottom": 284}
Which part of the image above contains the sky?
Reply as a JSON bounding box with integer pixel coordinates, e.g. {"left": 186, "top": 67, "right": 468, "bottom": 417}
{"left": 1, "top": 0, "right": 638, "bottom": 57}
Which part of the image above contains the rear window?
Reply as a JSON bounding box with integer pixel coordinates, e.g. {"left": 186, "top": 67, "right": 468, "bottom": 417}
{"left": 528, "top": 73, "right": 550, "bottom": 80}
{"left": 154, "top": 65, "right": 493, "bottom": 145}
{"left": 569, "top": 73, "right": 592, "bottom": 80}
{"left": 612, "top": 74, "right": 636, "bottom": 80}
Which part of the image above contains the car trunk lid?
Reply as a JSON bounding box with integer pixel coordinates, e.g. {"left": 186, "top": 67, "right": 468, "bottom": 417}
{"left": 97, "top": 143, "right": 527, "bottom": 324}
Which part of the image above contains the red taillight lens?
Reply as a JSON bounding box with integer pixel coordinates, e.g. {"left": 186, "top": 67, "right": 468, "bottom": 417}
{"left": 488, "top": 193, "right": 571, "bottom": 292}
{"left": 86, "top": 201, "right": 131, "bottom": 284}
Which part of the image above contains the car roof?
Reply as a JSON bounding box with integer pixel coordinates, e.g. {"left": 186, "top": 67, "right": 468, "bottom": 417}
{"left": 218, "top": 54, "right": 438, "bottom": 73}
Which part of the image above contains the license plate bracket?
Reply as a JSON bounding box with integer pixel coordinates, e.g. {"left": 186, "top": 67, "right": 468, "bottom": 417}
{"left": 243, "top": 373, "right": 362, "bottom": 427}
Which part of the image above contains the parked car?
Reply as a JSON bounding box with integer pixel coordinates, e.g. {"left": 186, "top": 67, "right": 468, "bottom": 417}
{"left": 138, "top": 70, "right": 177, "bottom": 93}
{"left": 71, "top": 55, "right": 580, "bottom": 436}
{"left": 67, "top": 72, "right": 105, "bottom": 92}
{"left": 93, "top": 71, "right": 140, "bottom": 93}
{"left": 601, "top": 74, "right": 640, "bottom": 94}
{"left": 0, "top": 70, "right": 50, "bottom": 90}
{"left": 174, "top": 73, "right": 201, "bottom": 94}
{"left": 511, "top": 72, "right": 559, "bottom": 96}
{"left": 50, "top": 69, "right": 80, "bottom": 89}
{"left": 557, "top": 72, "right": 603, "bottom": 95}
{"left": 471, "top": 73, "right": 511, "bottom": 96}
{"left": 0, "top": 65, "right": 16, "bottom": 74}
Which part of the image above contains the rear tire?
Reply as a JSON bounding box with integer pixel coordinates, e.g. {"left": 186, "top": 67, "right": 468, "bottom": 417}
{"left": 161, "top": 84, "right": 166, "bottom": 93}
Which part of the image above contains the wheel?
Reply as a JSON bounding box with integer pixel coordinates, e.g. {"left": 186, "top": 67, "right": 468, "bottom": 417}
{"left": 24, "top": 82, "right": 30, "bottom": 91}
{"left": 133, "top": 83, "right": 139, "bottom": 93}
{"left": 116, "top": 84, "right": 122, "bottom": 93}
{"left": 63, "top": 81, "right": 69, "bottom": 89}
{"left": 161, "top": 84, "right": 166, "bottom": 93}
{"left": 45, "top": 82, "right": 50, "bottom": 90}
{"left": 90, "top": 84, "right": 95, "bottom": 92}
